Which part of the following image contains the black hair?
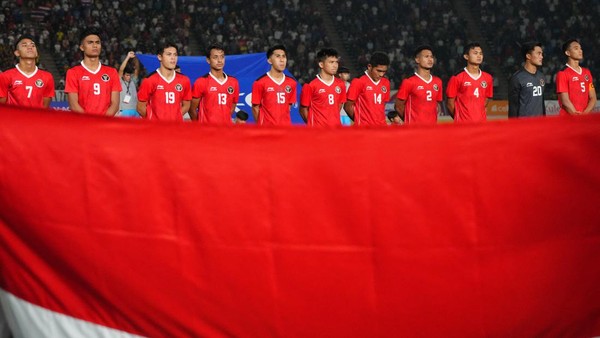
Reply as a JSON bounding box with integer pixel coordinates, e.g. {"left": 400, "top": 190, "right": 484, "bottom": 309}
{"left": 387, "top": 110, "right": 399, "bottom": 120}
{"left": 369, "top": 51, "right": 390, "bottom": 67}
{"left": 520, "top": 41, "right": 542, "bottom": 61}
{"left": 561, "top": 39, "right": 579, "bottom": 54}
{"left": 337, "top": 66, "right": 350, "bottom": 74}
{"left": 157, "top": 42, "right": 178, "bottom": 55}
{"left": 14, "top": 34, "right": 37, "bottom": 50}
{"left": 236, "top": 110, "right": 249, "bottom": 121}
{"left": 463, "top": 42, "right": 482, "bottom": 55}
{"left": 316, "top": 48, "right": 339, "bottom": 63}
{"left": 80, "top": 28, "right": 102, "bottom": 44}
{"left": 267, "top": 44, "right": 287, "bottom": 59}
{"left": 206, "top": 43, "right": 225, "bottom": 58}
{"left": 414, "top": 45, "right": 434, "bottom": 58}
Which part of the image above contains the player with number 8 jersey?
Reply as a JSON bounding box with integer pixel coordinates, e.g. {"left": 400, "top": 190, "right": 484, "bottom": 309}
{"left": 446, "top": 42, "right": 493, "bottom": 122}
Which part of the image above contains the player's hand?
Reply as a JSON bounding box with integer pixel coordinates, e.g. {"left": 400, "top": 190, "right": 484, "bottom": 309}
{"left": 127, "top": 51, "right": 136, "bottom": 59}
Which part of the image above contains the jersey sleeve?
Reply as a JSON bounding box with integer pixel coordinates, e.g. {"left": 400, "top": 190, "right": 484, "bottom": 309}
{"left": 137, "top": 77, "right": 152, "bottom": 102}
{"left": 192, "top": 78, "right": 203, "bottom": 99}
{"left": 383, "top": 80, "right": 391, "bottom": 102}
{"left": 339, "top": 80, "right": 347, "bottom": 103}
{"left": 289, "top": 81, "right": 297, "bottom": 104}
{"left": 396, "top": 78, "right": 411, "bottom": 101}
{"left": 251, "top": 80, "right": 263, "bottom": 105}
{"left": 485, "top": 74, "right": 494, "bottom": 98}
{"left": 346, "top": 78, "right": 362, "bottom": 102}
{"left": 300, "top": 82, "right": 312, "bottom": 107}
{"left": 0, "top": 72, "right": 8, "bottom": 98}
{"left": 446, "top": 76, "right": 458, "bottom": 98}
{"left": 182, "top": 77, "right": 192, "bottom": 101}
{"left": 111, "top": 70, "right": 122, "bottom": 92}
{"left": 436, "top": 79, "right": 443, "bottom": 102}
{"left": 555, "top": 71, "right": 568, "bottom": 94}
{"left": 232, "top": 79, "right": 240, "bottom": 104}
{"left": 44, "top": 73, "right": 56, "bottom": 98}
{"left": 64, "top": 68, "right": 78, "bottom": 93}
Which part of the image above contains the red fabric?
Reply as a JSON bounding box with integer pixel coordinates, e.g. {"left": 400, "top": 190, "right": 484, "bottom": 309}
{"left": 1, "top": 106, "right": 600, "bottom": 337}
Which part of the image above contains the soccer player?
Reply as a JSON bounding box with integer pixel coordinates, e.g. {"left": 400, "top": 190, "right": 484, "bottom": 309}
{"left": 556, "top": 39, "right": 597, "bottom": 116}
{"left": 395, "top": 45, "right": 443, "bottom": 125}
{"left": 136, "top": 42, "right": 192, "bottom": 121}
{"left": 300, "top": 48, "right": 347, "bottom": 127}
{"left": 0, "top": 35, "right": 55, "bottom": 108}
{"left": 252, "top": 44, "right": 297, "bottom": 125}
{"left": 189, "top": 43, "right": 240, "bottom": 125}
{"left": 508, "top": 42, "right": 545, "bottom": 118}
{"left": 446, "top": 42, "right": 493, "bottom": 122}
{"left": 343, "top": 51, "right": 391, "bottom": 126}
{"left": 65, "top": 29, "right": 121, "bottom": 116}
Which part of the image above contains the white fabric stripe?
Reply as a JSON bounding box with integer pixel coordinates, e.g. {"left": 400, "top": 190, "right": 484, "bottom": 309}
{"left": 0, "top": 289, "right": 144, "bottom": 338}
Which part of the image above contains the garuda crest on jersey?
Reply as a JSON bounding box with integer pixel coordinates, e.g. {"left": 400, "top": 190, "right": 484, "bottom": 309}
{"left": 227, "top": 86, "right": 234, "bottom": 94}
{"left": 35, "top": 79, "right": 44, "bottom": 88}
{"left": 381, "top": 86, "right": 388, "bottom": 93}
{"left": 433, "top": 84, "right": 439, "bottom": 91}
{"left": 335, "top": 86, "right": 342, "bottom": 94}
{"left": 285, "top": 85, "right": 292, "bottom": 93}
{"left": 101, "top": 74, "right": 110, "bottom": 82}
{"left": 481, "top": 81, "right": 488, "bottom": 88}
{"left": 175, "top": 84, "right": 183, "bottom": 92}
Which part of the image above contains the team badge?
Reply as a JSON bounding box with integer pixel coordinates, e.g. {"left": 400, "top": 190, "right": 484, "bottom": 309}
{"left": 381, "top": 86, "right": 388, "bottom": 93}
{"left": 481, "top": 81, "right": 487, "bottom": 88}
{"left": 35, "top": 79, "right": 44, "bottom": 88}
{"left": 175, "top": 84, "right": 183, "bottom": 92}
{"left": 540, "top": 78, "right": 545, "bottom": 86}
{"left": 227, "top": 86, "right": 234, "bottom": 94}
{"left": 433, "top": 84, "right": 439, "bottom": 91}
{"left": 335, "top": 86, "right": 342, "bottom": 94}
{"left": 285, "top": 85, "right": 292, "bottom": 93}
{"left": 101, "top": 74, "right": 110, "bottom": 82}
{"left": 585, "top": 75, "right": 590, "bottom": 81}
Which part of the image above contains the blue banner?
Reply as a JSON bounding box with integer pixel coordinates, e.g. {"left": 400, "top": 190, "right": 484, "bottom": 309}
{"left": 137, "top": 53, "right": 302, "bottom": 124}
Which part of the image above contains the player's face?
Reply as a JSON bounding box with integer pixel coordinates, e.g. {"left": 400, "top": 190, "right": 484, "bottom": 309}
{"left": 367, "top": 64, "right": 388, "bottom": 82}
{"left": 415, "top": 50, "right": 435, "bottom": 70}
{"left": 527, "top": 46, "right": 543, "bottom": 67}
{"left": 268, "top": 49, "right": 287, "bottom": 72}
{"left": 14, "top": 39, "right": 38, "bottom": 60}
{"left": 566, "top": 42, "right": 583, "bottom": 60}
{"left": 465, "top": 47, "right": 483, "bottom": 65}
{"left": 207, "top": 48, "right": 225, "bottom": 71}
{"left": 80, "top": 35, "right": 101, "bottom": 58}
{"left": 320, "top": 56, "right": 339, "bottom": 76}
{"left": 158, "top": 47, "right": 178, "bottom": 71}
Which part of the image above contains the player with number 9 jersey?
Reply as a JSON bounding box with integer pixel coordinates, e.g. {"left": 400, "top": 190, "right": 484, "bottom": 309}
{"left": 65, "top": 63, "right": 121, "bottom": 115}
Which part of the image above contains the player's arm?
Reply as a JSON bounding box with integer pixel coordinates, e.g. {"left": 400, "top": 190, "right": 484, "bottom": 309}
{"left": 343, "top": 100, "right": 355, "bottom": 121}
{"left": 136, "top": 100, "right": 147, "bottom": 117}
{"left": 43, "top": 97, "right": 52, "bottom": 108}
{"left": 67, "top": 92, "right": 85, "bottom": 113}
{"left": 557, "top": 92, "right": 580, "bottom": 115}
{"left": 181, "top": 100, "right": 191, "bottom": 117}
{"left": 188, "top": 98, "right": 199, "bottom": 120}
{"left": 583, "top": 85, "right": 597, "bottom": 114}
{"left": 299, "top": 105, "right": 309, "bottom": 123}
{"left": 446, "top": 97, "right": 456, "bottom": 118}
{"left": 394, "top": 99, "right": 406, "bottom": 121}
{"left": 252, "top": 104, "right": 260, "bottom": 122}
{"left": 106, "top": 91, "right": 120, "bottom": 116}
{"left": 507, "top": 76, "right": 520, "bottom": 118}
{"left": 118, "top": 51, "right": 135, "bottom": 78}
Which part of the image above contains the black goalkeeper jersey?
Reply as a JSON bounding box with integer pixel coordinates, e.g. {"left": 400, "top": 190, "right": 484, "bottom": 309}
{"left": 508, "top": 68, "right": 546, "bottom": 118}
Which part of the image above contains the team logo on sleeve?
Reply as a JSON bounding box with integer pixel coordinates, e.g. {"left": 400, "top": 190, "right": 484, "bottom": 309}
{"left": 175, "top": 84, "right": 183, "bottom": 92}
{"left": 381, "top": 86, "right": 388, "bottom": 93}
{"left": 481, "top": 81, "right": 488, "bottom": 88}
{"left": 35, "top": 79, "right": 44, "bottom": 88}
{"left": 101, "top": 74, "right": 110, "bottom": 82}
{"left": 227, "top": 86, "right": 234, "bottom": 94}
{"left": 433, "top": 84, "right": 439, "bottom": 91}
{"left": 285, "top": 85, "right": 292, "bottom": 93}
{"left": 335, "top": 86, "right": 342, "bottom": 94}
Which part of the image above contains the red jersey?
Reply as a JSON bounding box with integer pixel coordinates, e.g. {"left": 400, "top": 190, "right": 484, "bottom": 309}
{"left": 138, "top": 70, "right": 192, "bottom": 121}
{"left": 346, "top": 72, "right": 390, "bottom": 126}
{"left": 192, "top": 72, "right": 239, "bottom": 125}
{"left": 251, "top": 73, "right": 297, "bottom": 126}
{"left": 446, "top": 68, "right": 493, "bottom": 122}
{"left": 65, "top": 63, "right": 121, "bottom": 115}
{"left": 556, "top": 65, "right": 595, "bottom": 116}
{"left": 300, "top": 75, "right": 347, "bottom": 127}
{"left": 397, "top": 73, "right": 443, "bottom": 125}
{"left": 0, "top": 66, "right": 55, "bottom": 108}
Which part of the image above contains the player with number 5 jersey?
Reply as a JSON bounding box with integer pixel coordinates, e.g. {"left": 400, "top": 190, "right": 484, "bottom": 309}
{"left": 446, "top": 42, "right": 493, "bottom": 122}
{"left": 300, "top": 48, "right": 347, "bottom": 127}
{"left": 396, "top": 45, "right": 443, "bottom": 125}
{"left": 252, "top": 44, "right": 297, "bottom": 126}
{"left": 508, "top": 42, "right": 546, "bottom": 118}
{"left": 0, "top": 35, "right": 55, "bottom": 108}
{"left": 556, "top": 39, "right": 597, "bottom": 116}
{"left": 344, "top": 51, "right": 391, "bottom": 126}
{"left": 65, "top": 29, "right": 121, "bottom": 116}
{"left": 137, "top": 42, "right": 192, "bottom": 121}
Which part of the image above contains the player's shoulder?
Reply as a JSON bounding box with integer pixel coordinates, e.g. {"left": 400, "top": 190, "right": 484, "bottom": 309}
{"left": 285, "top": 73, "right": 297, "bottom": 82}
{"left": 175, "top": 72, "right": 190, "bottom": 82}
{"left": 102, "top": 64, "right": 119, "bottom": 73}
{"left": 254, "top": 73, "right": 268, "bottom": 82}
{"left": 558, "top": 65, "right": 569, "bottom": 72}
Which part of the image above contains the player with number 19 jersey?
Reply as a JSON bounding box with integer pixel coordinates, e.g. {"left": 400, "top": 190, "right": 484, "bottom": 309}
{"left": 192, "top": 73, "right": 239, "bottom": 125}
{"left": 397, "top": 73, "right": 442, "bottom": 125}
{"left": 138, "top": 70, "right": 192, "bottom": 121}
{"left": 300, "top": 75, "right": 347, "bottom": 127}
{"left": 346, "top": 72, "right": 390, "bottom": 126}
{"left": 446, "top": 69, "right": 493, "bottom": 122}
{"left": 65, "top": 62, "right": 121, "bottom": 115}
{"left": 252, "top": 73, "right": 297, "bottom": 126}
{"left": 556, "top": 65, "right": 594, "bottom": 116}
{"left": 0, "top": 65, "right": 55, "bottom": 107}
